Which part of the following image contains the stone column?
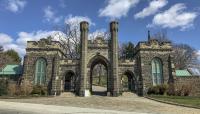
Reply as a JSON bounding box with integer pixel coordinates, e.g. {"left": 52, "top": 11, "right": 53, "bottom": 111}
{"left": 51, "top": 56, "right": 60, "bottom": 95}
{"left": 79, "top": 21, "right": 89, "bottom": 96}
{"left": 110, "top": 21, "right": 120, "bottom": 96}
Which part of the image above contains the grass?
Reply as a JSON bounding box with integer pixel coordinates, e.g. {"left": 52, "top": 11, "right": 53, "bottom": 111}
{"left": 92, "top": 76, "right": 107, "bottom": 87}
{"left": 148, "top": 95, "right": 200, "bottom": 108}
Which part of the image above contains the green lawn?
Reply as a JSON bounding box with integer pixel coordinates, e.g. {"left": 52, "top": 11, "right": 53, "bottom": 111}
{"left": 148, "top": 95, "right": 200, "bottom": 108}
{"left": 92, "top": 76, "right": 107, "bottom": 87}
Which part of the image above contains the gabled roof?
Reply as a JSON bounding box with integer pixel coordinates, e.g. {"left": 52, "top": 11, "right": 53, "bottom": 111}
{"left": 0, "top": 64, "right": 22, "bottom": 75}
{"left": 175, "top": 70, "right": 192, "bottom": 77}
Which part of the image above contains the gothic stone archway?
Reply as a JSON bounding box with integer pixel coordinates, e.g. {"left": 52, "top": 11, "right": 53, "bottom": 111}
{"left": 79, "top": 21, "right": 120, "bottom": 97}
{"left": 87, "top": 55, "right": 110, "bottom": 96}
{"left": 121, "top": 70, "right": 137, "bottom": 93}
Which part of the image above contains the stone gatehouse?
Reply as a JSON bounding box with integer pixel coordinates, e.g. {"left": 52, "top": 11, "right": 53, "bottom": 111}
{"left": 22, "top": 21, "right": 174, "bottom": 97}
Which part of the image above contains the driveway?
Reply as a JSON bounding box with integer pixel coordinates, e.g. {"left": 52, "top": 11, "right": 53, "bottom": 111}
{"left": 0, "top": 101, "right": 148, "bottom": 114}
{"left": 0, "top": 92, "right": 200, "bottom": 114}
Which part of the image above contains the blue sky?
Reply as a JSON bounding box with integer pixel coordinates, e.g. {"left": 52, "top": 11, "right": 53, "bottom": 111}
{"left": 0, "top": 0, "right": 200, "bottom": 57}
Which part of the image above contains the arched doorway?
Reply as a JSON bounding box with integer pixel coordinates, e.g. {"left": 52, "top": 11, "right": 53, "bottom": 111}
{"left": 88, "top": 55, "right": 109, "bottom": 96}
{"left": 64, "top": 71, "right": 75, "bottom": 92}
{"left": 121, "top": 71, "right": 137, "bottom": 92}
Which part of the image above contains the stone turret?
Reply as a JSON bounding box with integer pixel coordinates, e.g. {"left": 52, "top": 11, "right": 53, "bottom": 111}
{"left": 110, "top": 21, "right": 119, "bottom": 96}
{"left": 80, "top": 21, "right": 89, "bottom": 96}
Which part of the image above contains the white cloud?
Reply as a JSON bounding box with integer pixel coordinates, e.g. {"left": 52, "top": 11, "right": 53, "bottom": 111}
{"left": 148, "top": 3, "right": 198, "bottom": 30}
{"left": 0, "top": 31, "right": 64, "bottom": 58}
{"left": 1, "top": 15, "right": 95, "bottom": 58}
{"left": 44, "top": 6, "right": 54, "bottom": 21}
{"left": 65, "top": 15, "right": 95, "bottom": 29}
{"left": 59, "top": 0, "right": 66, "bottom": 8}
{"left": 99, "top": 0, "right": 140, "bottom": 19}
{"left": 134, "top": 0, "right": 168, "bottom": 19}
{"left": 89, "top": 29, "right": 107, "bottom": 40}
{"left": 16, "top": 31, "right": 59, "bottom": 46}
{"left": 1, "top": 28, "right": 109, "bottom": 58}
{"left": 0, "top": 34, "right": 25, "bottom": 57}
{"left": 5, "top": 0, "right": 27, "bottom": 13}
{"left": 44, "top": 6, "right": 63, "bottom": 23}
{"left": 3, "top": 43, "right": 25, "bottom": 57}
{"left": 0, "top": 33, "right": 13, "bottom": 45}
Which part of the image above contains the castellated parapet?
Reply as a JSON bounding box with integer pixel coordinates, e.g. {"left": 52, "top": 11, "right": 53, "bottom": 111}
{"left": 135, "top": 39, "right": 172, "bottom": 53}
{"left": 88, "top": 37, "right": 108, "bottom": 49}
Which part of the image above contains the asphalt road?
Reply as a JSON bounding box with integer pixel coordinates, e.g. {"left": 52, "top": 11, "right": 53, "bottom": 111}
{"left": 0, "top": 101, "right": 150, "bottom": 114}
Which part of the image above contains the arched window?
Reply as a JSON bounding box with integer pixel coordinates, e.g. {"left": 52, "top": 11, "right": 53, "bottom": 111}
{"left": 151, "top": 58, "right": 163, "bottom": 85}
{"left": 34, "top": 58, "right": 46, "bottom": 85}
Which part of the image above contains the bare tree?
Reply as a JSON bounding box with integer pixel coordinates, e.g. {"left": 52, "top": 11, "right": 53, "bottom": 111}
{"left": 173, "top": 44, "right": 198, "bottom": 69}
{"left": 53, "top": 21, "right": 110, "bottom": 59}
{"left": 153, "top": 31, "right": 198, "bottom": 69}
{"left": 53, "top": 20, "right": 81, "bottom": 59}
{"left": 152, "top": 30, "right": 171, "bottom": 42}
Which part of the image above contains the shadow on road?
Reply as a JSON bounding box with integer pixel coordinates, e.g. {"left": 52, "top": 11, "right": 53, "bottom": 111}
{"left": 92, "top": 91, "right": 107, "bottom": 96}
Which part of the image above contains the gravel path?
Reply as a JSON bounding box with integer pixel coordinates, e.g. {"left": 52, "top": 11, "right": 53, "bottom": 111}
{"left": 0, "top": 92, "right": 200, "bottom": 114}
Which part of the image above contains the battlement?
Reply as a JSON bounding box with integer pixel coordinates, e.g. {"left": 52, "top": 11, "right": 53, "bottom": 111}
{"left": 135, "top": 39, "right": 172, "bottom": 51}
{"left": 26, "top": 38, "right": 66, "bottom": 53}
{"left": 119, "top": 59, "right": 135, "bottom": 65}
{"left": 88, "top": 37, "right": 109, "bottom": 48}
{"left": 60, "top": 59, "right": 79, "bottom": 65}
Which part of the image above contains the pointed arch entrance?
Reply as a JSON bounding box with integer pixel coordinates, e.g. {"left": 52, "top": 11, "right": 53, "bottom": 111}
{"left": 87, "top": 55, "right": 110, "bottom": 96}
{"left": 63, "top": 70, "right": 75, "bottom": 92}
{"left": 121, "top": 70, "right": 137, "bottom": 93}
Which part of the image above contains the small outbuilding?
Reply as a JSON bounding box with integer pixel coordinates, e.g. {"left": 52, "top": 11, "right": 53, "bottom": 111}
{"left": 0, "top": 64, "right": 22, "bottom": 81}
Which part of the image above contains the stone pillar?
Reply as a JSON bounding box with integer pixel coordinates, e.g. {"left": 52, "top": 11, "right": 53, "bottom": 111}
{"left": 110, "top": 21, "right": 120, "bottom": 96}
{"left": 51, "top": 56, "right": 60, "bottom": 96}
{"left": 79, "top": 21, "right": 89, "bottom": 96}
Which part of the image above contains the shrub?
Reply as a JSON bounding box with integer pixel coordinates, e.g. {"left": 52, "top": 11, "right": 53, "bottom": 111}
{"left": 174, "top": 82, "right": 193, "bottom": 96}
{"left": 0, "top": 79, "right": 8, "bottom": 96}
{"left": 19, "top": 80, "right": 33, "bottom": 96}
{"left": 7, "top": 82, "right": 17, "bottom": 96}
{"left": 31, "top": 85, "right": 47, "bottom": 96}
{"left": 147, "top": 84, "right": 168, "bottom": 95}
{"left": 166, "top": 83, "right": 175, "bottom": 96}
{"left": 5, "top": 80, "right": 33, "bottom": 96}
{"left": 182, "top": 85, "right": 191, "bottom": 96}
{"left": 147, "top": 86, "right": 158, "bottom": 95}
{"left": 159, "top": 84, "right": 168, "bottom": 95}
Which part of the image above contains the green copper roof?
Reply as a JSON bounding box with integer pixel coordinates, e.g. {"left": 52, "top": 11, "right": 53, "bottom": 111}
{"left": 175, "top": 70, "right": 192, "bottom": 77}
{"left": 0, "top": 64, "right": 22, "bottom": 75}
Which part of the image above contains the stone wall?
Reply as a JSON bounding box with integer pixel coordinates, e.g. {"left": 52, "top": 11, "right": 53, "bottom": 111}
{"left": 58, "top": 59, "right": 79, "bottom": 94}
{"left": 22, "top": 39, "right": 65, "bottom": 95}
{"left": 174, "top": 76, "right": 200, "bottom": 96}
{"left": 134, "top": 39, "right": 174, "bottom": 95}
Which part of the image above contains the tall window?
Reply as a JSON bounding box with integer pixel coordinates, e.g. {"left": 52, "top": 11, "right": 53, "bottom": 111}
{"left": 151, "top": 58, "right": 163, "bottom": 85}
{"left": 34, "top": 58, "right": 46, "bottom": 85}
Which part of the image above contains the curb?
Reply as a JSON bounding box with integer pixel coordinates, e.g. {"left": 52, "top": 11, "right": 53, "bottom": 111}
{"left": 144, "top": 96, "right": 200, "bottom": 110}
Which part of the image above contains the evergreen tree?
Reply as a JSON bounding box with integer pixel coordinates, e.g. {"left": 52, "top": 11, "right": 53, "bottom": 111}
{"left": 4, "top": 49, "right": 21, "bottom": 64}
{"left": 120, "top": 42, "right": 135, "bottom": 59}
